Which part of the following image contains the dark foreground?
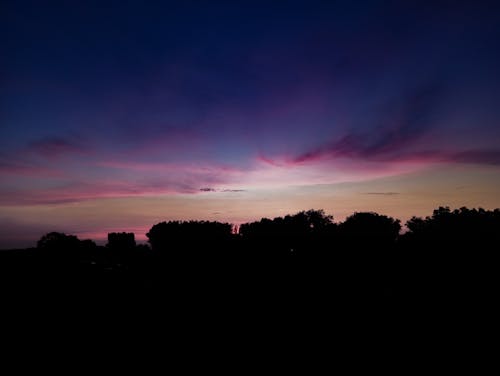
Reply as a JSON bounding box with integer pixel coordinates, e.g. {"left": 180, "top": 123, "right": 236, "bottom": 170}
{"left": 0, "top": 242, "right": 495, "bottom": 318}
{"left": 0, "top": 244, "right": 496, "bottom": 366}
{"left": 1, "top": 207, "right": 498, "bottom": 354}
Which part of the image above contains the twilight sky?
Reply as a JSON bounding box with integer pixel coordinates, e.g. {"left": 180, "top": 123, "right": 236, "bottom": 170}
{"left": 1, "top": 0, "right": 500, "bottom": 248}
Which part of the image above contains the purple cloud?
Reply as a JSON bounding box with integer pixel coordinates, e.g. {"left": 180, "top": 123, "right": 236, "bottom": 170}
{"left": 257, "top": 82, "right": 500, "bottom": 170}
{"left": 282, "top": 140, "right": 500, "bottom": 168}
{"left": 29, "top": 137, "right": 89, "bottom": 159}
{"left": 0, "top": 158, "right": 249, "bottom": 205}
{"left": 0, "top": 180, "right": 196, "bottom": 206}
{"left": 0, "top": 160, "right": 61, "bottom": 177}
{"left": 451, "top": 150, "right": 500, "bottom": 166}
{"left": 290, "top": 82, "right": 444, "bottom": 164}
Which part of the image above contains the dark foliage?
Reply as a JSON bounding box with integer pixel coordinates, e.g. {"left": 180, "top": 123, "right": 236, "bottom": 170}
{"left": 1, "top": 207, "right": 498, "bottom": 338}
{"left": 146, "top": 220, "right": 233, "bottom": 254}
{"left": 338, "top": 211, "right": 401, "bottom": 248}
{"left": 239, "top": 209, "right": 335, "bottom": 257}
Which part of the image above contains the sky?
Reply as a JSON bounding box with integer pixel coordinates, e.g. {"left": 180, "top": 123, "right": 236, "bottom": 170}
{"left": 1, "top": 0, "right": 500, "bottom": 248}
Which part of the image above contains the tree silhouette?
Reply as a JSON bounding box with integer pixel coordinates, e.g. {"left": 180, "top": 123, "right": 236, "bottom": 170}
{"left": 146, "top": 220, "right": 233, "bottom": 255}
{"left": 36, "top": 232, "right": 81, "bottom": 266}
{"left": 338, "top": 212, "right": 401, "bottom": 250}
{"left": 37, "top": 231, "right": 80, "bottom": 251}
{"left": 239, "top": 209, "right": 335, "bottom": 258}
{"left": 2, "top": 206, "right": 498, "bottom": 311}
{"left": 106, "top": 232, "right": 136, "bottom": 267}
{"left": 399, "top": 206, "right": 500, "bottom": 303}
{"left": 405, "top": 206, "right": 500, "bottom": 247}
{"left": 107, "top": 232, "right": 136, "bottom": 250}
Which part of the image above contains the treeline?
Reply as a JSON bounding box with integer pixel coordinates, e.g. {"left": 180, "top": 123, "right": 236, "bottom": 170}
{"left": 0, "top": 206, "right": 498, "bottom": 309}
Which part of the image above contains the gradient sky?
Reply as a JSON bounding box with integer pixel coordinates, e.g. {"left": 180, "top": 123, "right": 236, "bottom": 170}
{"left": 2, "top": 0, "right": 500, "bottom": 248}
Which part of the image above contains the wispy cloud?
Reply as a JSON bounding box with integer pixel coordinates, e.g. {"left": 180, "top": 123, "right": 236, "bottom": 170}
{"left": 257, "top": 153, "right": 287, "bottom": 167}
{"left": 288, "top": 82, "right": 444, "bottom": 164}
{"left": 364, "top": 192, "right": 400, "bottom": 196}
{"left": 0, "top": 180, "right": 195, "bottom": 206}
{"left": 0, "top": 159, "right": 249, "bottom": 205}
{"left": 200, "top": 187, "right": 246, "bottom": 193}
{"left": 258, "top": 81, "right": 500, "bottom": 170}
{"left": 99, "top": 160, "right": 244, "bottom": 174}
{"left": 0, "top": 160, "right": 61, "bottom": 177}
{"left": 29, "top": 137, "right": 89, "bottom": 159}
{"left": 450, "top": 150, "right": 500, "bottom": 166}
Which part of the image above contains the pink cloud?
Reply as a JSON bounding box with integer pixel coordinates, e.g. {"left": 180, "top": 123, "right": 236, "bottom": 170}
{"left": 257, "top": 153, "right": 286, "bottom": 167}
{"left": 0, "top": 158, "right": 249, "bottom": 205}
{"left": 4, "top": 124, "right": 499, "bottom": 209}
{"left": 284, "top": 146, "right": 500, "bottom": 168}
{"left": 98, "top": 160, "right": 244, "bottom": 175}
{"left": 0, "top": 184, "right": 184, "bottom": 206}
{"left": 254, "top": 81, "right": 448, "bottom": 168}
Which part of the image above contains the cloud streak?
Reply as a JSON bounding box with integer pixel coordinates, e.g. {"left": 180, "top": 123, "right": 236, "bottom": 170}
{"left": 200, "top": 188, "right": 247, "bottom": 193}
{"left": 0, "top": 181, "right": 194, "bottom": 206}
{"left": 286, "top": 146, "right": 500, "bottom": 168}
{"left": 0, "top": 158, "right": 250, "bottom": 205}
{"left": 0, "top": 160, "right": 61, "bottom": 177}
{"left": 364, "top": 192, "right": 400, "bottom": 196}
{"left": 451, "top": 150, "right": 500, "bottom": 166}
{"left": 1, "top": 78, "right": 498, "bottom": 209}
{"left": 289, "top": 82, "right": 444, "bottom": 164}
{"left": 29, "top": 137, "right": 89, "bottom": 159}
{"left": 259, "top": 82, "right": 500, "bottom": 170}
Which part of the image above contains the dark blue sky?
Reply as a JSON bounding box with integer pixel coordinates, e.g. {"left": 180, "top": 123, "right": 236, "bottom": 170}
{"left": 1, "top": 1, "right": 500, "bottom": 247}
